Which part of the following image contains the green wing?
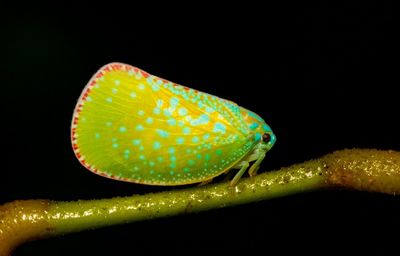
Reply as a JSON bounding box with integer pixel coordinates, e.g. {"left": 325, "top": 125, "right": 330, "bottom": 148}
{"left": 72, "top": 63, "right": 257, "bottom": 185}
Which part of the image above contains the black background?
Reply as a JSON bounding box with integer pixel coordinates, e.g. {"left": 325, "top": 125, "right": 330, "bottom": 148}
{"left": 2, "top": 2, "right": 399, "bottom": 255}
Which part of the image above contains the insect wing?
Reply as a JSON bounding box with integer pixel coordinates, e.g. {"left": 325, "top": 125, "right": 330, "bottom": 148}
{"left": 72, "top": 63, "right": 254, "bottom": 185}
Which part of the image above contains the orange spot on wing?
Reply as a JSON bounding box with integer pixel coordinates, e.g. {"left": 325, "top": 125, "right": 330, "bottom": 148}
{"left": 140, "top": 70, "right": 149, "bottom": 78}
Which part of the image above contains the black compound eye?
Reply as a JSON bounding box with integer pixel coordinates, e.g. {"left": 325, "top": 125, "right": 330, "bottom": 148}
{"left": 262, "top": 133, "right": 271, "bottom": 143}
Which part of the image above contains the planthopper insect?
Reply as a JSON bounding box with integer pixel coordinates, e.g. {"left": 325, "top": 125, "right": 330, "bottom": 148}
{"left": 71, "top": 63, "right": 276, "bottom": 186}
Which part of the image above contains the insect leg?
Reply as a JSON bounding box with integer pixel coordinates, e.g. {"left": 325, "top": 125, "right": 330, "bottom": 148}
{"left": 248, "top": 152, "right": 266, "bottom": 177}
{"left": 230, "top": 161, "right": 250, "bottom": 186}
{"left": 222, "top": 169, "right": 236, "bottom": 182}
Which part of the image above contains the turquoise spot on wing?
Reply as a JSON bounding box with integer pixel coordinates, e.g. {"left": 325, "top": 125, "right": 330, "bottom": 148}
{"left": 250, "top": 122, "right": 259, "bottom": 130}
{"left": 200, "top": 114, "right": 210, "bottom": 122}
{"left": 153, "top": 107, "right": 161, "bottom": 115}
{"left": 167, "top": 119, "right": 177, "bottom": 126}
{"left": 152, "top": 83, "right": 160, "bottom": 91}
{"left": 163, "top": 109, "right": 172, "bottom": 117}
{"left": 192, "top": 136, "right": 199, "bottom": 143}
{"left": 170, "top": 97, "right": 179, "bottom": 108}
{"left": 213, "top": 122, "right": 226, "bottom": 134}
{"left": 146, "top": 117, "right": 154, "bottom": 124}
{"left": 95, "top": 133, "right": 101, "bottom": 139}
{"left": 146, "top": 77, "right": 154, "bottom": 85}
{"left": 263, "top": 124, "right": 272, "bottom": 132}
{"left": 168, "top": 147, "right": 175, "bottom": 154}
{"left": 119, "top": 126, "right": 127, "bottom": 133}
{"left": 216, "top": 149, "right": 223, "bottom": 155}
{"left": 177, "top": 137, "right": 185, "bottom": 144}
{"left": 132, "top": 139, "right": 141, "bottom": 146}
{"left": 153, "top": 141, "right": 161, "bottom": 150}
{"left": 137, "top": 110, "right": 145, "bottom": 116}
{"left": 183, "top": 127, "right": 191, "bottom": 134}
{"left": 191, "top": 114, "right": 209, "bottom": 126}
{"left": 170, "top": 156, "right": 177, "bottom": 162}
{"left": 188, "top": 159, "right": 195, "bottom": 166}
{"left": 205, "top": 106, "right": 214, "bottom": 113}
{"left": 156, "top": 129, "right": 169, "bottom": 138}
{"left": 178, "top": 107, "right": 188, "bottom": 116}
{"left": 170, "top": 163, "right": 176, "bottom": 168}
{"left": 124, "top": 149, "right": 130, "bottom": 159}
{"left": 255, "top": 133, "right": 261, "bottom": 141}
{"left": 136, "top": 124, "right": 145, "bottom": 131}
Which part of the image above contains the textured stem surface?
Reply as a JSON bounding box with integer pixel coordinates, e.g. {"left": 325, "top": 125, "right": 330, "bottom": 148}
{"left": 1, "top": 149, "right": 400, "bottom": 255}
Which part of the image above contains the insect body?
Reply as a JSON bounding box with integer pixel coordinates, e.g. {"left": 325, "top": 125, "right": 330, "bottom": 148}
{"left": 71, "top": 63, "right": 276, "bottom": 186}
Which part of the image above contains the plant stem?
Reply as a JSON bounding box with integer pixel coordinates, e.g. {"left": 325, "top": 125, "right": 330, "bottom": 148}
{"left": 1, "top": 149, "right": 400, "bottom": 255}
{"left": 52, "top": 157, "right": 325, "bottom": 234}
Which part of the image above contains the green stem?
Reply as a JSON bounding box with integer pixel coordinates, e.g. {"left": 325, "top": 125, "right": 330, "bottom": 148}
{"left": 1, "top": 149, "right": 400, "bottom": 255}
{"left": 52, "top": 157, "right": 325, "bottom": 234}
